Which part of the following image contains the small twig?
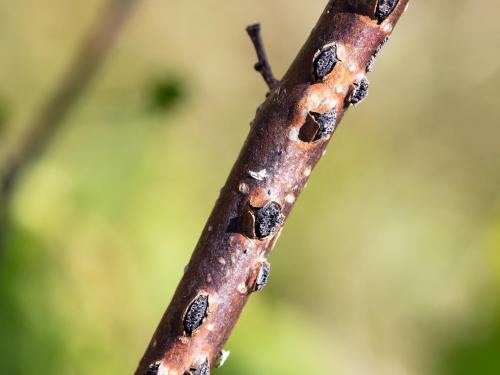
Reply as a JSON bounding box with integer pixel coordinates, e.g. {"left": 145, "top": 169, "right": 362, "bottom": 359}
{"left": 246, "top": 23, "right": 279, "bottom": 90}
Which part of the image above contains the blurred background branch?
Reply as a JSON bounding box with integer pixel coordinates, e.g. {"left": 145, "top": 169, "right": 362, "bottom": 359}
{"left": 0, "top": 0, "right": 139, "bottom": 244}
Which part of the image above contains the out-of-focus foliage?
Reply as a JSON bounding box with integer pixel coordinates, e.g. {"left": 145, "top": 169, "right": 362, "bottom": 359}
{"left": 437, "top": 306, "right": 500, "bottom": 375}
{"left": 0, "top": 99, "right": 7, "bottom": 134}
{"left": 148, "top": 76, "right": 186, "bottom": 112}
{"left": 0, "top": 0, "right": 499, "bottom": 374}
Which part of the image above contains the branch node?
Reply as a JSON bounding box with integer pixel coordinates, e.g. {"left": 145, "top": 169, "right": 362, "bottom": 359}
{"left": 246, "top": 23, "right": 279, "bottom": 90}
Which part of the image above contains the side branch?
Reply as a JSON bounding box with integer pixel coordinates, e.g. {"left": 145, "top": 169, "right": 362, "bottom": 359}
{"left": 246, "top": 24, "right": 279, "bottom": 90}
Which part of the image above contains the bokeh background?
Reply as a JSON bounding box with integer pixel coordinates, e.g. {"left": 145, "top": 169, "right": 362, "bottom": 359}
{"left": 1, "top": 0, "right": 500, "bottom": 374}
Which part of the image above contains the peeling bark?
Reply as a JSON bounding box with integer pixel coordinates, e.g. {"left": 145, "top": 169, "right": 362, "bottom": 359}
{"left": 135, "top": 1, "right": 410, "bottom": 374}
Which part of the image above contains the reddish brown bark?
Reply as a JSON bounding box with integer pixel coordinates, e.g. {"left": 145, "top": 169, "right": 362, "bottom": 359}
{"left": 136, "top": 1, "right": 410, "bottom": 374}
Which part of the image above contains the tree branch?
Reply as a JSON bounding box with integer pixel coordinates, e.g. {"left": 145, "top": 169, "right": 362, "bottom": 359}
{"left": 246, "top": 23, "right": 279, "bottom": 90}
{"left": 136, "top": 1, "right": 410, "bottom": 374}
{"left": 0, "top": 0, "right": 138, "bottom": 242}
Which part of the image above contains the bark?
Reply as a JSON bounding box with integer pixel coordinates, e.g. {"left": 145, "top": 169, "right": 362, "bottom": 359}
{"left": 0, "top": 0, "right": 138, "bottom": 242}
{"left": 136, "top": 1, "right": 410, "bottom": 374}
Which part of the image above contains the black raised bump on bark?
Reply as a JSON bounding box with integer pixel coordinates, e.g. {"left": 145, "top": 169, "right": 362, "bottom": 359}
{"left": 299, "top": 107, "right": 337, "bottom": 142}
{"left": 183, "top": 295, "right": 209, "bottom": 335}
{"left": 346, "top": 0, "right": 378, "bottom": 16}
{"left": 254, "top": 261, "right": 271, "bottom": 292}
{"left": 246, "top": 24, "right": 279, "bottom": 90}
{"left": 311, "top": 108, "right": 337, "bottom": 139}
{"left": 146, "top": 363, "right": 160, "bottom": 375}
{"left": 376, "top": 0, "right": 399, "bottom": 23}
{"left": 313, "top": 45, "right": 339, "bottom": 81}
{"left": 349, "top": 77, "right": 370, "bottom": 104}
{"left": 189, "top": 358, "right": 210, "bottom": 375}
{"left": 253, "top": 202, "right": 284, "bottom": 239}
{"left": 366, "top": 36, "right": 389, "bottom": 72}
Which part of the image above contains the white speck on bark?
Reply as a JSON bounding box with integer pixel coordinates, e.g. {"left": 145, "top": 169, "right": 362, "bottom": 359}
{"left": 248, "top": 169, "right": 268, "bottom": 181}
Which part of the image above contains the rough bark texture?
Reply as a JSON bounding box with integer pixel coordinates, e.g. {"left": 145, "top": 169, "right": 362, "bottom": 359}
{"left": 136, "top": 1, "right": 410, "bottom": 374}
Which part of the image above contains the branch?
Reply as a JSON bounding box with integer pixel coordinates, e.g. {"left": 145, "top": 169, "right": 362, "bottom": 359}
{"left": 136, "top": 1, "right": 410, "bottom": 374}
{"left": 246, "top": 24, "right": 279, "bottom": 90}
{"left": 0, "top": 0, "right": 138, "bottom": 241}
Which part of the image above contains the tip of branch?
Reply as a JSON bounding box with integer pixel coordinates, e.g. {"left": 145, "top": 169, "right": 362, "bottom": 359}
{"left": 246, "top": 23, "right": 261, "bottom": 35}
{"left": 245, "top": 23, "right": 279, "bottom": 90}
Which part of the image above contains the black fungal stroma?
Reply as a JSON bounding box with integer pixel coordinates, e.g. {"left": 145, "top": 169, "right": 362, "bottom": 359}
{"left": 190, "top": 358, "right": 210, "bottom": 375}
{"left": 376, "top": 0, "right": 399, "bottom": 22}
{"left": 183, "top": 295, "right": 209, "bottom": 335}
{"left": 254, "top": 261, "right": 271, "bottom": 292}
{"left": 311, "top": 108, "right": 337, "bottom": 140}
{"left": 146, "top": 363, "right": 160, "bottom": 375}
{"left": 298, "top": 106, "right": 337, "bottom": 143}
{"left": 349, "top": 77, "right": 369, "bottom": 104}
{"left": 254, "top": 202, "right": 284, "bottom": 239}
{"left": 313, "top": 45, "right": 339, "bottom": 81}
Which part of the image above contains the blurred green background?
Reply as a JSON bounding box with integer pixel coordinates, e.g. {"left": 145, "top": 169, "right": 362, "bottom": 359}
{"left": 1, "top": 0, "right": 500, "bottom": 374}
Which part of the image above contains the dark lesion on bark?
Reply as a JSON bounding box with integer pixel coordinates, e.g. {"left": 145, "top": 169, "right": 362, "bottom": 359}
{"left": 254, "top": 202, "right": 283, "bottom": 238}
{"left": 183, "top": 294, "right": 209, "bottom": 336}
{"left": 186, "top": 358, "right": 210, "bottom": 375}
{"left": 299, "top": 108, "right": 338, "bottom": 143}
{"left": 253, "top": 261, "right": 271, "bottom": 292}
{"left": 312, "top": 44, "right": 339, "bottom": 82}
{"left": 228, "top": 201, "right": 284, "bottom": 240}
{"left": 375, "top": 0, "right": 399, "bottom": 22}
{"left": 145, "top": 362, "right": 160, "bottom": 375}
{"left": 331, "top": 0, "right": 399, "bottom": 22}
{"left": 348, "top": 77, "right": 370, "bottom": 105}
